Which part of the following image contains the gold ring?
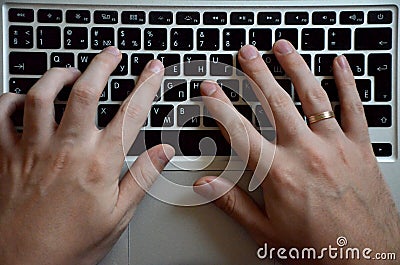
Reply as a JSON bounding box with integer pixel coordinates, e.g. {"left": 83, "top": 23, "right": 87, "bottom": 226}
{"left": 307, "top": 111, "right": 335, "bottom": 125}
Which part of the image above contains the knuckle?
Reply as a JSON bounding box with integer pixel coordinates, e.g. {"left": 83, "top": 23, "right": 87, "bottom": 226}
{"left": 120, "top": 101, "right": 145, "bottom": 121}
{"left": 343, "top": 100, "right": 365, "bottom": 116}
{"left": 51, "top": 138, "right": 75, "bottom": 170}
{"left": 25, "top": 90, "right": 51, "bottom": 108}
{"left": 71, "top": 81, "right": 98, "bottom": 105}
{"left": 219, "top": 190, "right": 237, "bottom": 217}
{"left": 302, "top": 88, "right": 329, "bottom": 106}
{"left": 268, "top": 91, "right": 292, "bottom": 111}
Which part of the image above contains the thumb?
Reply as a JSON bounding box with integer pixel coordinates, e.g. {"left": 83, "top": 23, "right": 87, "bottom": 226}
{"left": 116, "top": 144, "right": 175, "bottom": 223}
{"left": 194, "top": 176, "right": 273, "bottom": 245}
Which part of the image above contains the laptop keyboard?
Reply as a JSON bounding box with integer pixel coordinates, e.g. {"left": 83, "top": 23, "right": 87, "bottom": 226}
{"left": 4, "top": 4, "right": 397, "bottom": 159}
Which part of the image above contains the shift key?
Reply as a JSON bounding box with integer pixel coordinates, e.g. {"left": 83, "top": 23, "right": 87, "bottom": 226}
{"left": 10, "top": 52, "right": 47, "bottom": 75}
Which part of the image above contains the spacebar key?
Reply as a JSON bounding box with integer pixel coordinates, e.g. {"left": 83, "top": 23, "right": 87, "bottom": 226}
{"left": 10, "top": 52, "right": 48, "bottom": 75}
{"left": 128, "top": 130, "right": 232, "bottom": 156}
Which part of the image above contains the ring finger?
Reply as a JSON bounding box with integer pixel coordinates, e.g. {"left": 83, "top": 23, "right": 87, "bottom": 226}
{"left": 273, "top": 40, "right": 341, "bottom": 133}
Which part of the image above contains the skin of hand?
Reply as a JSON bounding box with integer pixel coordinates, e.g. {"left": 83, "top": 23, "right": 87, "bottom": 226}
{"left": 0, "top": 47, "right": 174, "bottom": 265}
{"left": 194, "top": 40, "right": 400, "bottom": 264}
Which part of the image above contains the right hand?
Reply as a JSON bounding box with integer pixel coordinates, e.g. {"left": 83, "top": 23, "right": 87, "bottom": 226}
{"left": 194, "top": 41, "right": 400, "bottom": 264}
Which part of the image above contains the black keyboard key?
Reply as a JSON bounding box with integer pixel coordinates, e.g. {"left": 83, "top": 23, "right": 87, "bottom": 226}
{"left": 249, "top": 29, "right": 272, "bottom": 51}
{"left": 112, "top": 53, "right": 128, "bottom": 76}
{"left": 176, "top": 12, "right": 200, "bottom": 25}
{"left": 375, "top": 76, "right": 392, "bottom": 102}
{"left": 151, "top": 105, "right": 174, "bottom": 127}
{"left": 37, "top": 26, "right": 61, "bottom": 49}
{"left": 157, "top": 54, "right": 181, "bottom": 76}
{"left": 312, "top": 11, "right": 336, "bottom": 25}
{"left": 258, "top": 12, "right": 281, "bottom": 25}
{"left": 276, "top": 28, "right": 298, "bottom": 49}
{"left": 223, "top": 29, "right": 245, "bottom": 51}
{"left": 235, "top": 104, "right": 253, "bottom": 123}
{"left": 302, "top": 28, "right": 325, "bottom": 50}
{"left": 285, "top": 12, "right": 309, "bottom": 25}
{"left": 231, "top": 12, "right": 254, "bottom": 25}
{"left": 64, "top": 27, "right": 88, "bottom": 49}
{"left": 94, "top": 10, "right": 118, "bottom": 24}
{"left": 315, "top": 54, "right": 337, "bottom": 76}
{"left": 163, "top": 79, "right": 187, "bottom": 102}
{"left": 364, "top": 105, "right": 391, "bottom": 127}
{"left": 321, "top": 79, "right": 338, "bottom": 101}
{"left": 9, "top": 78, "right": 38, "bottom": 94}
{"left": 9, "top": 52, "right": 47, "bottom": 75}
{"left": 171, "top": 28, "right": 193, "bottom": 51}
{"left": 118, "top": 28, "right": 141, "bottom": 50}
{"left": 355, "top": 79, "right": 371, "bottom": 102}
{"left": 66, "top": 10, "right": 90, "bottom": 23}
{"left": 51, "top": 52, "right": 74, "bottom": 68}
{"left": 340, "top": 11, "right": 364, "bottom": 24}
{"left": 131, "top": 53, "right": 154, "bottom": 75}
{"left": 210, "top": 54, "right": 233, "bottom": 76}
{"left": 203, "top": 107, "right": 218, "bottom": 127}
{"left": 255, "top": 105, "right": 272, "bottom": 128}
{"left": 217, "top": 79, "right": 239, "bottom": 102}
{"left": 197, "top": 29, "right": 219, "bottom": 51}
{"left": 121, "top": 11, "right": 145, "bottom": 24}
{"left": 190, "top": 80, "right": 204, "bottom": 101}
{"left": 344, "top": 54, "right": 364, "bottom": 76}
{"left": 149, "top": 11, "right": 173, "bottom": 25}
{"left": 372, "top": 143, "right": 392, "bottom": 157}
{"left": 128, "top": 130, "right": 231, "bottom": 156}
{"left": 91, "top": 27, "right": 115, "bottom": 50}
{"left": 98, "top": 104, "right": 120, "bottom": 127}
{"left": 242, "top": 79, "right": 258, "bottom": 102}
{"left": 111, "top": 79, "right": 135, "bottom": 101}
{"left": 100, "top": 85, "right": 108, "bottom": 101}
{"left": 262, "top": 54, "right": 285, "bottom": 76}
{"left": 9, "top": 8, "right": 34, "bottom": 22}
{"left": 328, "top": 28, "right": 351, "bottom": 50}
{"left": 77, "top": 53, "right": 96, "bottom": 72}
{"left": 355, "top": 28, "right": 392, "bottom": 50}
{"left": 9, "top": 26, "right": 33, "bottom": 49}
{"left": 177, "top": 105, "right": 200, "bottom": 127}
{"left": 204, "top": 12, "right": 227, "bottom": 25}
{"left": 184, "top": 54, "right": 207, "bottom": 76}
{"left": 368, "top": 11, "right": 393, "bottom": 24}
{"left": 38, "top": 9, "right": 63, "bottom": 23}
{"left": 144, "top": 28, "right": 167, "bottom": 50}
{"left": 368, "top": 53, "right": 392, "bottom": 76}
{"left": 57, "top": 86, "right": 73, "bottom": 101}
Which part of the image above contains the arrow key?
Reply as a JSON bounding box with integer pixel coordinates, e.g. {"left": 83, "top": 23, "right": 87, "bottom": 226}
{"left": 372, "top": 143, "right": 392, "bottom": 157}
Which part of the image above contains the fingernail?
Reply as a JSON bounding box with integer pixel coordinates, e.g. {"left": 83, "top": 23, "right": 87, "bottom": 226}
{"left": 274, "top": 40, "right": 294, "bottom": 55}
{"left": 200, "top": 80, "right": 217, "bottom": 96}
{"left": 193, "top": 179, "right": 215, "bottom": 198}
{"left": 158, "top": 145, "right": 175, "bottom": 164}
{"left": 103, "top": 46, "right": 121, "bottom": 56}
{"left": 239, "top": 45, "right": 259, "bottom": 60}
{"left": 147, "top": 60, "right": 164, "bottom": 73}
{"left": 68, "top": 67, "right": 81, "bottom": 73}
{"left": 338, "top": 55, "right": 350, "bottom": 70}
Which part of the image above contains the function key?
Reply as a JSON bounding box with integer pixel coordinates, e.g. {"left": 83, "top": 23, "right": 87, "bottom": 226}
{"left": 9, "top": 8, "right": 34, "bottom": 22}
{"left": 258, "top": 12, "right": 281, "bottom": 25}
{"left": 340, "top": 11, "right": 364, "bottom": 24}
{"left": 94, "top": 11, "right": 118, "bottom": 24}
{"left": 38, "top": 9, "right": 63, "bottom": 23}
{"left": 121, "top": 11, "right": 145, "bottom": 24}
{"left": 176, "top": 11, "right": 200, "bottom": 25}
{"left": 285, "top": 12, "right": 309, "bottom": 25}
{"left": 230, "top": 12, "right": 254, "bottom": 25}
{"left": 204, "top": 12, "right": 227, "bottom": 25}
{"left": 368, "top": 10, "right": 393, "bottom": 24}
{"left": 312, "top": 11, "right": 336, "bottom": 25}
{"left": 66, "top": 10, "right": 91, "bottom": 23}
{"left": 149, "top": 11, "right": 173, "bottom": 25}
